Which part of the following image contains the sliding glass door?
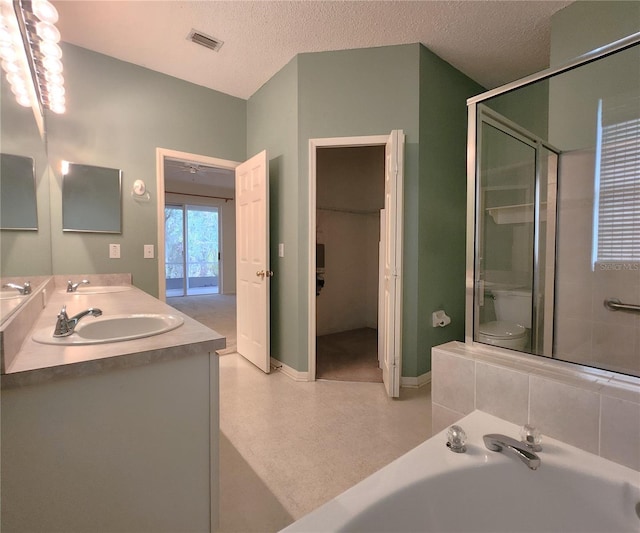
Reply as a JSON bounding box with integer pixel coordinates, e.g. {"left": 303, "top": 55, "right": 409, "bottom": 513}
{"left": 165, "top": 204, "right": 220, "bottom": 297}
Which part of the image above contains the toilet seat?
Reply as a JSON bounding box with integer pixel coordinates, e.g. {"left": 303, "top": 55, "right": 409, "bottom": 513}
{"left": 478, "top": 320, "right": 527, "bottom": 339}
{"left": 478, "top": 320, "right": 528, "bottom": 350}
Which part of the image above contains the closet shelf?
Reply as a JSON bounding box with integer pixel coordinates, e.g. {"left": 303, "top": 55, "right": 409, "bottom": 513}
{"left": 487, "top": 203, "right": 547, "bottom": 224}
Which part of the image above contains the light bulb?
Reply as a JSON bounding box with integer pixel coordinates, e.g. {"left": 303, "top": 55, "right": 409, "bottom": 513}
{"left": 16, "top": 92, "right": 31, "bottom": 107}
{"left": 42, "top": 55, "right": 63, "bottom": 74}
{"left": 45, "top": 70, "right": 63, "bottom": 84}
{"left": 47, "top": 82, "right": 65, "bottom": 97}
{"left": 49, "top": 100, "right": 65, "bottom": 114}
{"left": 0, "top": 43, "right": 17, "bottom": 62}
{"left": 32, "top": 0, "right": 59, "bottom": 24}
{"left": 35, "top": 20, "right": 60, "bottom": 43}
{"left": 1, "top": 58, "right": 19, "bottom": 73}
{"left": 39, "top": 41, "right": 62, "bottom": 59}
{"left": 7, "top": 69, "right": 26, "bottom": 87}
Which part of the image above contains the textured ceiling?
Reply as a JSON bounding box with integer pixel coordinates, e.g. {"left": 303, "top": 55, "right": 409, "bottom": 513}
{"left": 53, "top": 0, "right": 573, "bottom": 101}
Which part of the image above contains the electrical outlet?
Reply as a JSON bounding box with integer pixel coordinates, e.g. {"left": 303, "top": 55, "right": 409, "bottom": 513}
{"left": 109, "top": 243, "right": 121, "bottom": 259}
{"left": 144, "top": 244, "right": 154, "bottom": 259}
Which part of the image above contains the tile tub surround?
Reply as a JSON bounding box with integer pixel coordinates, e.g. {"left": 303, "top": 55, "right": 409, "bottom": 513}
{"left": 432, "top": 341, "right": 640, "bottom": 472}
{"left": 1, "top": 276, "right": 225, "bottom": 388}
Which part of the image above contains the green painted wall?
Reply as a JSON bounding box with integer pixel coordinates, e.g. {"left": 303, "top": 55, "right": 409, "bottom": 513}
{"left": 0, "top": 78, "right": 52, "bottom": 276}
{"left": 298, "top": 45, "right": 421, "bottom": 374}
{"left": 46, "top": 44, "right": 246, "bottom": 296}
{"left": 416, "top": 46, "right": 484, "bottom": 376}
{"left": 246, "top": 57, "right": 300, "bottom": 367}
{"left": 248, "top": 43, "right": 480, "bottom": 377}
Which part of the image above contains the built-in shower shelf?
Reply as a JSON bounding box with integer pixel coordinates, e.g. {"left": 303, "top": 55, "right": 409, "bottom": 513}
{"left": 487, "top": 203, "right": 547, "bottom": 224}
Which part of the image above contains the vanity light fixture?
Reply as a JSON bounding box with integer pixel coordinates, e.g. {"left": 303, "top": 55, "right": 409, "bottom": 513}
{"left": 0, "top": 0, "right": 66, "bottom": 114}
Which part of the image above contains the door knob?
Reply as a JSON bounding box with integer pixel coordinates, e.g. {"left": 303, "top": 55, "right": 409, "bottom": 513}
{"left": 256, "top": 270, "right": 265, "bottom": 279}
{"left": 266, "top": 270, "right": 274, "bottom": 278}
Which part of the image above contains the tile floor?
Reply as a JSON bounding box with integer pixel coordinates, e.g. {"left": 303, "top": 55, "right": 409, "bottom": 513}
{"left": 167, "top": 295, "right": 433, "bottom": 532}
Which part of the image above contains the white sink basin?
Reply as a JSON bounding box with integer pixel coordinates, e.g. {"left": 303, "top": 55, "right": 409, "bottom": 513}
{"left": 0, "top": 290, "right": 26, "bottom": 301}
{"left": 57, "top": 285, "right": 133, "bottom": 295}
{"left": 32, "top": 313, "right": 184, "bottom": 345}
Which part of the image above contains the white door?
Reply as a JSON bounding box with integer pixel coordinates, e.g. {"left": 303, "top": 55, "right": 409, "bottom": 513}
{"left": 236, "top": 150, "right": 271, "bottom": 373}
{"left": 380, "top": 130, "right": 404, "bottom": 397}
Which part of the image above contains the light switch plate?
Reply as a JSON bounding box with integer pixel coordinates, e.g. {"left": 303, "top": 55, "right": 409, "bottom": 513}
{"left": 144, "top": 244, "right": 154, "bottom": 259}
{"left": 109, "top": 243, "right": 120, "bottom": 259}
{"left": 279, "top": 243, "right": 285, "bottom": 257}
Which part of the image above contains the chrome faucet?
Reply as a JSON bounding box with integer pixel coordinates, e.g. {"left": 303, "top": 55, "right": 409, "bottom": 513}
{"left": 483, "top": 433, "right": 541, "bottom": 470}
{"left": 53, "top": 305, "right": 102, "bottom": 337}
{"left": 67, "top": 279, "right": 90, "bottom": 293}
{"left": 3, "top": 281, "right": 32, "bottom": 295}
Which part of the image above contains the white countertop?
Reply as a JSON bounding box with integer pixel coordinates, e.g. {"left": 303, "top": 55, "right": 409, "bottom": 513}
{"left": 2, "top": 282, "right": 225, "bottom": 387}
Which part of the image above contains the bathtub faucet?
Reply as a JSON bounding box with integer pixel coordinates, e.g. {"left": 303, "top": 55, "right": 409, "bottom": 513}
{"left": 53, "top": 305, "right": 102, "bottom": 337}
{"left": 483, "top": 434, "right": 540, "bottom": 470}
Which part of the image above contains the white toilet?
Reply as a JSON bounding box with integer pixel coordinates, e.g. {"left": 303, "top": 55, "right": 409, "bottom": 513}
{"left": 478, "top": 289, "right": 531, "bottom": 350}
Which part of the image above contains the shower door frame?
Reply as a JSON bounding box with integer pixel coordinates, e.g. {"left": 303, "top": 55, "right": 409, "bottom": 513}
{"left": 473, "top": 106, "right": 559, "bottom": 355}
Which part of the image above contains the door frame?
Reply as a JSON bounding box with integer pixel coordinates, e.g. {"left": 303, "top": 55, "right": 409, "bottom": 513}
{"left": 156, "top": 148, "right": 239, "bottom": 301}
{"left": 308, "top": 135, "right": 390, "bottom": 381}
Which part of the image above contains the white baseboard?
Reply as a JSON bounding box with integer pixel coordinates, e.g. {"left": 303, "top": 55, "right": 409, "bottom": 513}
{"left": 400, "top": 371, "right": 431, "bottom": 388}
{"left": 271, "top": 359, "right": 430, "bottom": 387}
{"left": 271, "top": 357, "right": 310, "bottom": 381}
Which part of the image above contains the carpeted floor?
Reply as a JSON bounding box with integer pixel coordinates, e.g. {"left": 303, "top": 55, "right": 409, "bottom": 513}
{"left": 167, "top": 293, "right": 237, "bottom": 355}
{"left": 316, "top": 327, "right": 382, "bottom": 383}
{"left": 168, "top": 295, "right": 381, "bottom": 381}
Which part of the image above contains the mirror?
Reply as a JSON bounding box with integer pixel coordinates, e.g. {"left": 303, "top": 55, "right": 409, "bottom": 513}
{"left": 0, "top": 154, "right": 38, "bottom": 230}
{"left": 0, "top": 73, "right": 52, "bottom": 283}
{"left": 62, "top": 162, "right": 122, "bottom": 233}
{"left": 470, "top": 40, "right": 640, "bottom": 377}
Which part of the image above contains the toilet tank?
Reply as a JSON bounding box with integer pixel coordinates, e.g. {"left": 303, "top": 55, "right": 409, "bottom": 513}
{"left": 492, "top": 289, "right": 532, "bottom": 328}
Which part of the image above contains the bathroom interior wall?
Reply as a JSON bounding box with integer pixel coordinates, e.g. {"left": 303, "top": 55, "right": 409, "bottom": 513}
{"left": 416, "top": 46, "right": 485, "bottom": 377}
{"left": 246, "top": 56, "right": 300, "bottom": 370}
{"left": 315, "top": 146, "right": 384, "bottom": 336}
{"left": 555, "top": 149, "right": 639, "bottom": 375}
{"left": 46, "top": 43, "right": 247, "bottom": 297}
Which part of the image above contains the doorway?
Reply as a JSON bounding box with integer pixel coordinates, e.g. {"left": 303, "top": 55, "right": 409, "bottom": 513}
{"left": 165, "top": 204, "right": 220, "bottom": 298}
{"left": 315, "top": 145, "right": 385, "bottom": 382}
{"left": 156, "top": 148, "right": 239, "bottom": 300}
{"left": 308, "top": 132, "right": 404, "bottom": 396}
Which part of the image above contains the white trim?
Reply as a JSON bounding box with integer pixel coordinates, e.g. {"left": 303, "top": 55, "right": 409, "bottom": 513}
{"left": 270, "top": 357, "right": 310, "bottom": 382}
{"left": 400, "top": 371, "right": 432, "bottom": 389}
{"left": 156, "top": 148, "right": 240, "bottom": 301}
{"left": 308, "top": 135, "right": 389, "bottom": 382}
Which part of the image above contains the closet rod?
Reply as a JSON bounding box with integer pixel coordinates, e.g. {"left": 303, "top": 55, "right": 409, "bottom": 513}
{"left": 165, "top": 190, "right": 233, "bottom": 202}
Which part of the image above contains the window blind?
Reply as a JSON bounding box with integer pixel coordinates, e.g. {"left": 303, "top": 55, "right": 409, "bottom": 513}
{"left": 595, "top": 95, "right": 640, "bottom": 263}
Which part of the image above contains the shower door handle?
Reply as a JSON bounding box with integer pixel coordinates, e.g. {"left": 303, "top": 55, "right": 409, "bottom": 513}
{"left": 604, "top": 298, "right": 640, "bottom": 314}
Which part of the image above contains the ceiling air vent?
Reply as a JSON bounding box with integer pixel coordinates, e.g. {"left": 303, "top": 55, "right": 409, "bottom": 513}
{"left": 187, "top": 29, "right": 224, "bottom": 52}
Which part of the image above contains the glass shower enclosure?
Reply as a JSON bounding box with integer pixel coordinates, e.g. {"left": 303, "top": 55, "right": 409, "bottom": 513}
{"left": 473, "top": 107, "right": 559, "bottom": 356}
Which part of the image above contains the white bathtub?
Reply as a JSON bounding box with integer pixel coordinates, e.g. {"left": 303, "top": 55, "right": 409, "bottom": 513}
{"left": 281, "top": 411, "right": 640, "bottom": 533}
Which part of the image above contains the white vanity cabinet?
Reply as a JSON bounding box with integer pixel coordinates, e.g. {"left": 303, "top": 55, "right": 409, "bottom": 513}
{"left": 1, "top": 278, "right": 224, "bottom": 532}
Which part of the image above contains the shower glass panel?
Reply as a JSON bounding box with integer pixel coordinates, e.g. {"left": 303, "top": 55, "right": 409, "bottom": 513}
{"left": 474, "top": 108, "right": 559, "bottom": 356}
{"left": 468, "top": 34, "right": 640, "bottom": 377}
